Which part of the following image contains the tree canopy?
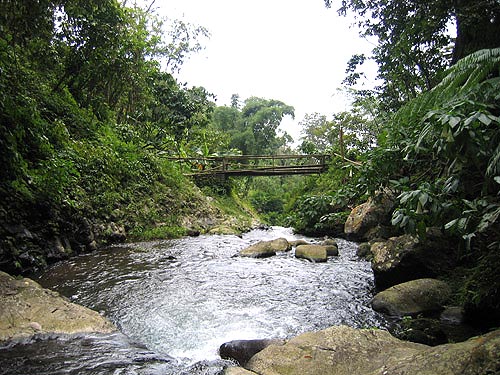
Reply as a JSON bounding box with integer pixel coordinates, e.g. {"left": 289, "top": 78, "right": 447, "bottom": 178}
{"left": 211, "top": 96, "right": 294, "bottom": 155}
{"left": 326, "top": 0, "right": 500, "bottom": 109}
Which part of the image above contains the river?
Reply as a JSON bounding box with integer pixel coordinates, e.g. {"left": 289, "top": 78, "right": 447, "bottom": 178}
{"left": 0, "top": 227, "right": 390, "bottom": 374}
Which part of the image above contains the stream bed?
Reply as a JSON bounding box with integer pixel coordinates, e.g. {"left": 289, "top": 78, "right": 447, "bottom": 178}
{"left": 0, "top": 227, "right": 390, "bottom": 374}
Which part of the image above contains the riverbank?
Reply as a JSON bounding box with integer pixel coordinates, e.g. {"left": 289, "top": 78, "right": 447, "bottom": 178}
{"left": 0, "top": 183, "right": 256, "bottom": 276}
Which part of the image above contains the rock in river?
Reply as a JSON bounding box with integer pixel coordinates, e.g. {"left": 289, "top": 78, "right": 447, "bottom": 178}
{"left": 226, "top": 325, "right": 500, "bottom": 375}
{"left": 370, "top": 230, "right": 457, "bottom": 289}
{"left": 0, "top": 271, "right": 116, "bottom": 341}
{"left": 294, "top": 245, "right": 328, "bottom": 263}
{"left": 371, "top": 278, "right": 451, "bottom": 317}
{"left": 239, "top": 238, "right": 291, "bottom": 258}
{"left": 219, "top": 338, "right": 285, "bottom": 366}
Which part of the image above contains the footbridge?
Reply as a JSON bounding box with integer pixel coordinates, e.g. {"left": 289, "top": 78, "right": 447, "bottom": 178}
{"left": 169, "top": 154, "right": 333, "bottom": 177}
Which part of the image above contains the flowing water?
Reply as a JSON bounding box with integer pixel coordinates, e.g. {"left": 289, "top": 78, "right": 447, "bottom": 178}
{"left": 0, "top": 227, "right": 390, "bottom": 374}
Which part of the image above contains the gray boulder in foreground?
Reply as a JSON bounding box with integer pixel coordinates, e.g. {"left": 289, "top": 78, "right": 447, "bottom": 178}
{"left": 0, "top": 271, "right": 116, "bottom": 341}
{"left": 371, "top": 278, "right": 451, "bottom": 317}
{"left": 225, "top": 325, "right": 500, "bottom": 375}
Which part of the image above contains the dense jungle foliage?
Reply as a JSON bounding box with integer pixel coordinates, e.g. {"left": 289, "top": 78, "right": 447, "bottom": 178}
{"left": 0, "top": 0, "right": 499, "bottom": 326}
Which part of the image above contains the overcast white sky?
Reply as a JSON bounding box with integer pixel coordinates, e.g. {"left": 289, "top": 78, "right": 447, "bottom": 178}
{"left": 151, "top": 0, "right": 377, "bottom": 142}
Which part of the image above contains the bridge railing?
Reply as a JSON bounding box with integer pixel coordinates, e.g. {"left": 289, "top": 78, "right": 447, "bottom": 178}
{"left": 166, "top": 154, "right": 332, "bottom": 176}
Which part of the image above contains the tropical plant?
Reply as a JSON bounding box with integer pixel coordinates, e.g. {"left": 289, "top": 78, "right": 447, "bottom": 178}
{"left": 386, "top": 48, "right": 500, "bottom": 247}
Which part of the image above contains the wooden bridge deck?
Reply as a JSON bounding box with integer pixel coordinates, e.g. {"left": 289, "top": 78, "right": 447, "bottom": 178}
{"left": 169, "top": 154, "right": 331, "bottom": 177}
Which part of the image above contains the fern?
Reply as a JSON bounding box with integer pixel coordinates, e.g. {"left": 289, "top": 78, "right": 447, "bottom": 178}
{"left": 440, "top": 48, "right": 500, "bottom": 94}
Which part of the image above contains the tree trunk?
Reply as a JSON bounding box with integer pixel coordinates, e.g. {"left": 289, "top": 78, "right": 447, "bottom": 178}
{"left": 453, "top": 0, "right": 500, "bottom": 62}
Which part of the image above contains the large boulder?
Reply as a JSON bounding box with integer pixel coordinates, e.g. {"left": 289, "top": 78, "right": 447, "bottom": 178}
{"left": 219, "top": 338, "right": 285, "bottom": 366}
{"left": 295, "top": 245, "right": 328, "bottom": 262}
{"left": 370, "top": 230, "right": 457, "bottom": 289}
{"left": 344, "top": 193, "right": 396, "bottom": 241}
{"left": 371, "top": 278, "right": 451, "bottom": 317}
{"left": 0, "top": 271, "right": 116, "bottom": 341}
{"left": 236, "top": 325, "right": 500, "bottom": 375}
{"left": 239, "top": 238, "right": 291, "bottom": 258}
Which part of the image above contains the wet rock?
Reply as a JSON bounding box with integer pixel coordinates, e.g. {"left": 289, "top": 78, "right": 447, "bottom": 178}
{"left": 344, "top": 193, "right": 395, "bottom": 241}
{"left": 0, "top": 271, "right": 116, "bottom": 341}
{"left": 106, "top": 222, "right": 126, "bottom": 243}
{"left": 239, "top": 238, "right": 291, "bottom": 258}
{"left": 319, "top": 239, "right": 339, "bottom": 256}
{"left": 394, "top": 317, "right": 450, "bottom": 346}
{"left": 295, "top": 245, "right": 327, "bottom": 263}
{"left": 219, "top": 338, "right": 285, "bottom": 366}
{"left": 441, "top": 306, "right": 465, "bottom": 325}
{"left": 240, "top": 325, "right": 500, "bottom": 375}
{"left": 320, "top": 238, "right": 337, "bottom": 247}
{"left": 370, "top": 230, "right": 457, "bottom": 289}
{"left": 324, "top": 245, "right": 339, "bottom": 256}
{"left": 255, "top": 224, "right": 271, "bottom": 231}
{"left": 371, "top": 278, "right": 451, "bottom": 317}
{"left": 356, "top": 242, "right": 371, "bottom": 259}
{"left": 289, "top": 239, "right": 310, "bottom": 247}
{"left": 268, "top": 238, "right": 291, "bottom": 252}
{"left": 186, "top": 229, "right": 201, "bottom": 237}
{"left": 88, "top": 240, "right": 98, "bottom": 252}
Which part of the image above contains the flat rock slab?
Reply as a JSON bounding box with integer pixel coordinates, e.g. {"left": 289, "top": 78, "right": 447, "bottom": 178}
{"left": 238, "top": 325, "right": 500, "bottom": 375}
{"left": 371, "top": 278, "right": 451, "bottom": 317}
{"left": 0, "top": 271, "right": 116, "bottom": 341}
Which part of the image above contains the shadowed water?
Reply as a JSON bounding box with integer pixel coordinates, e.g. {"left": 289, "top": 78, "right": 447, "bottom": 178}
{"left": 1, "top": 227, "right": 389, "bottom": 374}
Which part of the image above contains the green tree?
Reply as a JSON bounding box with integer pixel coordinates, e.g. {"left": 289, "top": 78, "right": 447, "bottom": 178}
{"left": 241, "top": 97, "right": 295, "bottom": 155}
{"left": 300, "top": 92, "right": 381, "bottom": 157}
{"left": 326, "top": 0, "right": 500, "bottom": 110}
{"left": 299, "top": 113, "right": 333, "bottom": 153}
{"left": 159, "top": 18, "right": 210, "bottom": 74}
{"left": 211, "top": 97, "right": 295, "bottom": 155}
